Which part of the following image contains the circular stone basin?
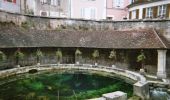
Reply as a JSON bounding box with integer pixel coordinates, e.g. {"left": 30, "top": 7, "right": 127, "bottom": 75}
{"left": 0, "top": 71, "right": 133, "bottom": 100}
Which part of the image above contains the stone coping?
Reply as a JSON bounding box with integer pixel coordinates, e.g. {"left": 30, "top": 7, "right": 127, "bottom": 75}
{"left": 0, "top": 10, "right": 170, "bottom": 22}
{"left": 0, "top": 64, "right": 146, "bottom": 83}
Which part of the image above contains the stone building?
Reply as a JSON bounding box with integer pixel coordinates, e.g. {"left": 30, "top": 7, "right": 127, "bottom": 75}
{"left": 106, "top": 0, "right": 130, "bottom": 20}
{"left": 70, "top": 0, "right": 106, "bottom": 20}
{"left": 128, "top": 0, "right": 170, "bottom": 20}
{"left": 34, "top": 0, "right": 70, "bottom": 17}
{"left": 0, "top": 11, "right": 170, "bottom": 79}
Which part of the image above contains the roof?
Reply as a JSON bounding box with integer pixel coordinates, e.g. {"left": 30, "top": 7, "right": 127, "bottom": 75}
{"left": 0, "top": 24, "right": 168, "bottom": 49}
{"left": 127, "top": 0, "right": 163, "bottom": 8}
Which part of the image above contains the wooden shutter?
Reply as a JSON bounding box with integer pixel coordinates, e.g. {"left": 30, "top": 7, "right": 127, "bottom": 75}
{"left": 153, "top": 6, "right": 158, "bottom": 18}
{"left": 129, "top": 11, "right": 132, "bottom": 19}
{"left": 142, "top": 8, "right": 146, "bottom": 19}
{"left": 136, "top": 9, "right": 139, "bottom": 19}
{"left": 13, "top": 0, "right": 16, "bottom": 3}
{"left": 166, "top": 4, "right": 170, "bottom": 18}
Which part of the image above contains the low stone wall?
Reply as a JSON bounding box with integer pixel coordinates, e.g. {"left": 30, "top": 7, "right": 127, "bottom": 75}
{"left": 0, "top": 10, "right": 170, "bottom": 40}
{"left": 0, "top": 64, "right": 146, "bottom": 84}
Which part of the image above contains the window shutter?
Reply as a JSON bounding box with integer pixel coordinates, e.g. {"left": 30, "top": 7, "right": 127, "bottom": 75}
{"left": 136, "top": 9, "right": 139, "bottom": 19}
{"left": 153, "top": 6, "right": 158, "bottom": 18}
{"left": 142, "top": 8, "right": 146, "bottom": 19}
{"left": 129, "top": 11, "right": 132, "bottom": 19}
{"left": 166, "top": 4, "right": 170, "bottom": 18}
{"left": 13, "top": 0, "right": 16, "bottom": 3}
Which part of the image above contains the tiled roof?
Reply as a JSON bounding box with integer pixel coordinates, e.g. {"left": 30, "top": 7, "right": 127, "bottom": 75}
{"left": 0, "top": 25, "right": 167, "bottom": 49}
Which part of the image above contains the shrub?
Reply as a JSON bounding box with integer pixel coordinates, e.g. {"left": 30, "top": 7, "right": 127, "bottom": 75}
{"left": 0, "top": 51, "right": 6, "bottom": 62}
{"left": 56, "top": 49, "right": 62, "bottom": 63}
{"left": 14, "top": 49, "right": 24, "bottom": 65}
{"left": 92, "top": 50, "right": 99, "bottom": 60}
{"left": 75, "top": 49, "right": 82, "bottom": 56}
{"left": 137, "top": 50, "right": 146, "bottom": 68}
{"left": 109, "top": 49, "right": 116, "bottom": 60}
{"left": 36, "top": 49, "right": 43, "bottom": 63}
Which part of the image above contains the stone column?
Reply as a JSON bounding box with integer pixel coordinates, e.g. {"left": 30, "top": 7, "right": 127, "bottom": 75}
{"left": 157, "top": 50, "right": 167, "bottom": 79}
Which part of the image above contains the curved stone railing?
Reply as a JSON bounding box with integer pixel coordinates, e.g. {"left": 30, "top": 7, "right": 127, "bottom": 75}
{"left": 0, "top": 64, "right": 147, "bottom": 83}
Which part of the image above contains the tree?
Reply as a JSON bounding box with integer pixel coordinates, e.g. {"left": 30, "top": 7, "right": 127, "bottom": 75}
{"left": 56, "top": 49, "right": 62, "bottom": 64}
{"left": 75, "top": 49, "right": 82, "bottom": 64}
{"left": 36, "top": 49, "right": 43, "bottom": 64}
{"left": 137, "top": 50, "right": 146, "bottom": 69}
{"left": 0, "top": 51, "right": 6, "bottom": 64}
{"left": 92, "top": 50, "right": 99, "bottom": 65}
{"left": 14, "top": 49, "right": 24, "bottom": 66}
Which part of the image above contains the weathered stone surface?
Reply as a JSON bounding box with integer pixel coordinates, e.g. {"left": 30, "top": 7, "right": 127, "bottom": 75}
{"left": 133, "top": 82, "right": 150, "bottom": 100}
{"left": 102, "top": 91, "right": 127, "bottom": 100}
{"left": 0, "top": 10, "right": 169, "bottom": 42}
{"left": 88, "top": 97, "right": 105, "bottom": 100}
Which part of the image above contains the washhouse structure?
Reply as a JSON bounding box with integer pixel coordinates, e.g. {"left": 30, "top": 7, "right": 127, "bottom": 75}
{"left": 0, "top": 10, "right": 169, "bottom": 80}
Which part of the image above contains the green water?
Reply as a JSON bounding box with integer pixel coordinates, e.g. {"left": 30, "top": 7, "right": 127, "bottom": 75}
{"left": 0, "top": 72, "right": 133, "bottom": 100}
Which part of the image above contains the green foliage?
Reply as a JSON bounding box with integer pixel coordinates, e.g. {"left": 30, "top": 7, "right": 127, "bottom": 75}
{"left": 67, "top": 82, "right": 133, "bottom": 100}
{"left": 109, "top": 49, "right": 116, "bottom": 60}
{"left": 14, "top": 50, "right": 24, "bottom": 60}
{"left": 92, "top": 50, "right": 99, "bottom": 59}
{"left": 56, "top": 49, "right": 62, "bottom": 61}
{"left": 0, "top": 51, "right": 6, "bottom": 62}
{"left": 75, "top": 49, "right": 82, "bottom": 56}
{"left": 137, "top": 51, "right": 146, "bottom": 62}
{"left": 36, "top": 49, "right": 43, "bottom": 58}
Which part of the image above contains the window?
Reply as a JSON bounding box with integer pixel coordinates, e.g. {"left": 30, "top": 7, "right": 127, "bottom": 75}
{"left": 41, "top": 0, "right": 47, "bottom": 4}
{"left": 41, "top": 11, "right": 48, "bottom": 16}
{"left": 57, "top": 0, "right": 61, "bottom": 6}
{"left": 132, "top": 10, "right": 136, "bottom": 19}
{"left": 51, "top": 0, "right": 57, "bottom": 6}
{"left": 158, "top": 5, "right": 166, "bottom": 17}
{"left": 114, "top": 0, "right": 124, "bottom": 8}
{"left": 146, "top": 7, "right": 153, "bottom": 18}
{"left": 4, "top": 0, "right": 16, "bottom": 3}
{"left": 81, "top": 7, "right": 96, "bottom": 19}
{"left": 107, "top": 17, "right": 113, "bottom": 20}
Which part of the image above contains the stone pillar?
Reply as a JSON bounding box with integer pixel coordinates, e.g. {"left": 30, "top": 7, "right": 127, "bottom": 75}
{"left": 133, "top": 82, "right": 150, "bottom": 100}
{"left": 157, "top": 50, "right": 167, "bottom": 79}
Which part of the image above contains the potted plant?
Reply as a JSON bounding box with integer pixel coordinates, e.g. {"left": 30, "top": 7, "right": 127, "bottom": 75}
{"left": 92, "top": 50, "right": 99, "bottom": 66}
{"left": 14, "top": 48, "right": 24, "bottom": 67}
{"left": 109, "top": 49, "right": 117, "bottom": 67}
{"left": 36, "top": 49, "right": 43, "bottom": 65}
{"left": 0, "top": 51, "right": 7, "bottom": 65}
{"left": 75, "top": 48, "right": 82, "bottom": 64}
{"left": 137, "top": 50, "right": 146, "bottom": 75}
{"left": 56, "top": 49, "right": 62, "bottom": 64}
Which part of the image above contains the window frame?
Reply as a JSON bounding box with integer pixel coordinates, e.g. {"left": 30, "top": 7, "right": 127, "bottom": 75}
{"left": 146, "top": 7, "right": 153, "bottom": 18}
{"left": 158, "top": 5, "right": 167, "bottom": 17}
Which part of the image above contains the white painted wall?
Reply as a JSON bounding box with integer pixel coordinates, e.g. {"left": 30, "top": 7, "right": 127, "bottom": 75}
{"left": 0, "top": 0, "right": 20, "bottom": 13}
{"left": 129, "top": 0, "right": 170, "bottom": 19}
{"left": 71, "top": 0, "right": 106, "bottom": 20}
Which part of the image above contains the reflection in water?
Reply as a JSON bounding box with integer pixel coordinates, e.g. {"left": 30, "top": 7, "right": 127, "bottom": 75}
{"left": 0, "top": 72, "right": 133, "bottom": 100}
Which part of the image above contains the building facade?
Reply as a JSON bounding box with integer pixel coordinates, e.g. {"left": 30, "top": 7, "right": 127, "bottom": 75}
{"left": 0, "top": 0, "right": 20, "bottom": 13}
{"left": 34, "top": 0, "right": 70, "bottom": 17}
{"left": 128, "top": 0, "right": 170, "bottom": 20}
{"left": 71, "top": 0, "right": 106, "bottom": 20}
{"left": 106, "top": 0, "right": 130, "bottom": 20}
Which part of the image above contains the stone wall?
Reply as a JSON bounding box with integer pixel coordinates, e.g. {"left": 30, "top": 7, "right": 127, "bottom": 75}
{"left": 0, "top": 11, "right": 170, "bottom": 40}
{"left": 0, "top": 48, "right": 158, "bottom": 75}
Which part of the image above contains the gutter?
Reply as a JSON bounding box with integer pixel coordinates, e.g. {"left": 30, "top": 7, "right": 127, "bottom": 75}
{"left": 152, "top": 28, "right": 167, "bottom": 49}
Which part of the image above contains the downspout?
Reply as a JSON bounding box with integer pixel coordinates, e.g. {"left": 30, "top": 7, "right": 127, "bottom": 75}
{"left": 69, "top": 0, "right": 71, "bottom": 18}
